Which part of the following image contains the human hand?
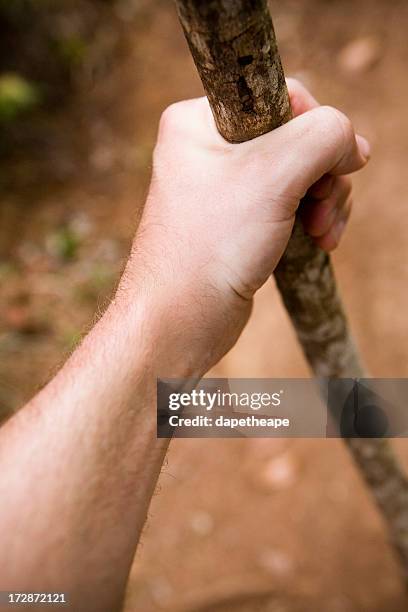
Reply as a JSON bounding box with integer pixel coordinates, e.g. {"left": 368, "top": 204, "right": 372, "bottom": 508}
{"left": 123, "top": 79, "right": 369, "bottom": 375}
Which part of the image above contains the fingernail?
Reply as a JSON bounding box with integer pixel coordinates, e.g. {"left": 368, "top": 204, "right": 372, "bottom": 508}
{"left": 333, "top": 219, "right": 347, "bottom": 244}
{"left": 357, "top": 135, "right": 371, "bottom": 161}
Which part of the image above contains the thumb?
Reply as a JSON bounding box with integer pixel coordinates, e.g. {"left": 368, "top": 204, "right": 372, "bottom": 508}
{"left": 251, "top": 105, "right": 370, "bottom": 202}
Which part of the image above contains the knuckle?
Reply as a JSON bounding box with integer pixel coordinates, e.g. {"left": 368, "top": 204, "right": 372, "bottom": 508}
{"left": 158, "top": 103, "right": 182, "bottom": 135}
{"left": 317, "top": 105, "right": 354, "bottom": 147}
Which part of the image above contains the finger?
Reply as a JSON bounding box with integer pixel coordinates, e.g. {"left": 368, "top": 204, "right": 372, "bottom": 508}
{"left": 314, "top": 197, "right": 352, "bottom": 252}
{"left": 286, "top": 78, "right": 319, "bottom": 117}
{"left": 307, "top": 174, "right": 335, "bottom": 200}
{"left": 302, "top": 176, "right": 352, "bottom": 237}
{"left": 250, "top": 105, "right": 370, "bottom": 201}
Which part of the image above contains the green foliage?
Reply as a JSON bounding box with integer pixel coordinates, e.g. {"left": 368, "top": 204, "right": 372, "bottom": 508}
{"left": 0, "top": 73, "right": 40, "bottom": 122}
{"left": 0, "top": 261, "right": 18, "bottom": 279}
{"left": 0, "top": 0, "right": 122, "bottom": 141}
{"left": 75, "top": 263, "right": 116, "bottom": 304}
{"left": 56, "top": 36, "right": 87, "bottom": 68}
{"left": 46, "top": 226, "right": 81, "bottom": 262}
{"left": 60, "top": 328, "right": 83, "bottom": 352}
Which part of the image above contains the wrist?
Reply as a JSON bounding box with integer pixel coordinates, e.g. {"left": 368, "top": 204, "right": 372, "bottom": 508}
{"left": 107, "top": 270, "right": 207, "bottom": 380}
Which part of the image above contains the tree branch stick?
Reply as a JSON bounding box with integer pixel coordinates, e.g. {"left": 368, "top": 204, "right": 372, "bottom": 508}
{"left": 174, "top": 0, "right": 408, "bottom": 580}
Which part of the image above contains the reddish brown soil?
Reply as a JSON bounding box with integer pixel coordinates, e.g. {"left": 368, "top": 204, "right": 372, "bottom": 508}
{"left": 1, "top": 1, "right": 408, "bottom": 610}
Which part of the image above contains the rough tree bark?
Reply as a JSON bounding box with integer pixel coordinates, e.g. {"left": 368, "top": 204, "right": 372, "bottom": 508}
{"left": 174, "top": 0, "right": 408, "bottom": 580}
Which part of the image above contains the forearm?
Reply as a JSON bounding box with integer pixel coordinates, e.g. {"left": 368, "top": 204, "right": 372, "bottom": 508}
{"left": 0, "top": 80, "right": 369, "bottom": 611}
{"left": 0, "top": 279, "right": 187, "bottom": 611}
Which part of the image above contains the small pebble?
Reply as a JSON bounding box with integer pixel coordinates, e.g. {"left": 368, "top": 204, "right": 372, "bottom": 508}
{"left": 89, "top": 145, "right": 116, "bottom": 172}
{"left": 190, "top": 510, "right": 214, "bottom": 536}
{"left": 149, "top": 577, "right": 173, "bottom": 608}
{"left": 258, "top": 454, "right": 297, "bottom": 491}
{"left": 338, "top": 36, "right": 382, "bottom": 74}
{"left": 257, "top": 548, "right": 294, "bottom": 577}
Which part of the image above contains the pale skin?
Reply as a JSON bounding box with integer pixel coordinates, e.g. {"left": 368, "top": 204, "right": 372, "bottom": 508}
{"left": 0, "top": 80, "right": 369, "bottom": 610}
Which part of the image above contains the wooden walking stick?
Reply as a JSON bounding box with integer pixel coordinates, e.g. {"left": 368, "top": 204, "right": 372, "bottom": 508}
{"left": 174, "top": 0, "right": 408, "bottom": 579}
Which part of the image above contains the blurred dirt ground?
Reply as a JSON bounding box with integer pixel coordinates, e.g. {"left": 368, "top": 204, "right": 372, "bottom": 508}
{"left": 1, "top": 0, "right": 408, "bottom": 610}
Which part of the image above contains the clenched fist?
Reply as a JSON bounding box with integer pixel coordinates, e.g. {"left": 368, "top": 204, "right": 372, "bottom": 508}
{"left": 121, "top": 79, "right": 370, "bottom": 375}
